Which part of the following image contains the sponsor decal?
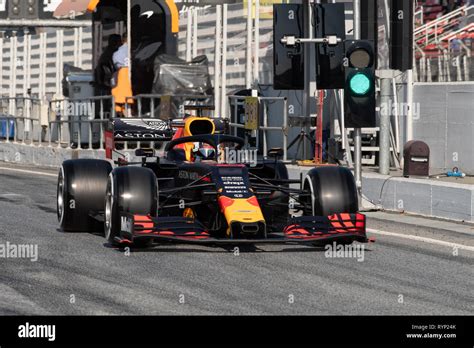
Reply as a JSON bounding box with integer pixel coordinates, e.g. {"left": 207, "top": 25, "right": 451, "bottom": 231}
{"left": 221, "top": 176, "right": 249, "bottom": 198}
{"left": 120, "top": 119, "right": 169, "bottom": 131}
{"left": 178, "top": 171, "right": 201, "bottom": 181}
{"left": 114, "top": 132, "right": 168, "bottom": 139}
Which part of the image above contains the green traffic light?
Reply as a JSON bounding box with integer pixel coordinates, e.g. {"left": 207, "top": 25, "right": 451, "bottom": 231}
{"left": 349, "top": 73, "right": 371, "bottom": 95}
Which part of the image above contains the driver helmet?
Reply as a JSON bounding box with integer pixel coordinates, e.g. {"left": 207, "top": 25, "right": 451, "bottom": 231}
{"left": 192, "top": 142, "right": 215, "bottom": 160}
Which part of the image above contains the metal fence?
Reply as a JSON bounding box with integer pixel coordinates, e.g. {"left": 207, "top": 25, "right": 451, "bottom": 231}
{"left": 0, "top": 94, "right": 219, "bottom": 150}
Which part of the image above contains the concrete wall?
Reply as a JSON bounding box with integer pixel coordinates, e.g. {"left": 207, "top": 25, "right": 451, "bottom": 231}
{"left": 288, "top": 165, "right": 474, "bottom": 223}
{"left": 413, "top": 83, "right": 474, "bottom": 174}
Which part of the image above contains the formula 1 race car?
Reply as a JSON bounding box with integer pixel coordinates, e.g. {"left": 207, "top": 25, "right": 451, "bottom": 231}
{"left": 57, "top": 116, "right": 368, "bottom": 248}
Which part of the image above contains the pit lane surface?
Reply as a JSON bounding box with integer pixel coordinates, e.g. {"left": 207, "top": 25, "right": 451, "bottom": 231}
{"left": 0, "top": 164, "right": 472, "bottom": 315}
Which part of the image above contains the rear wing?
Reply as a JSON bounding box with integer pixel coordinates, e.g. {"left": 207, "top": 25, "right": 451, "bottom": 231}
{"left": 113, "top": 118, "right": 173, "bottom": 141}
{"left": 104, "top": 116, "right": 229, "bottom": 159}
{"left": 104, "top": 117, "right": 173, "bottom": 159}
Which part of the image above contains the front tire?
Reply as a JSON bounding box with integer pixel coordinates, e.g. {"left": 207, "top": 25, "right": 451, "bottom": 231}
{"left": 302, "top": 166, "right": 358, "bottom": 216}
{"left": 57, "top": 159, "right": 112, "bottom": 232}
{"left": 105, "top": 167, "right": 158, "bottom": 247}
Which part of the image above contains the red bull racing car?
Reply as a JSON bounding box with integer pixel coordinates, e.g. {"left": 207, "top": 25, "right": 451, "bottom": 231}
{"left": 57, "top": 116, "right": 368, "bottom": 248}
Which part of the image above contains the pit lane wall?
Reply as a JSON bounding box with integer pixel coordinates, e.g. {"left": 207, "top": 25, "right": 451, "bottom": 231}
{"left": 410, "top": 83, "right": 474, "bottom": 174}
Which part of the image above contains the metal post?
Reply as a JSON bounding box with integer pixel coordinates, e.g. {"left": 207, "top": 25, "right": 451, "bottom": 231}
{"left": 391, "top": 78, "right": 400, "bottom": 155}
{"left": 10, "top": 37, "right": 17, "bottom": 116}
{"left": 246, "top": 0, "right": 252, "bottom": 89}
{"left": 263, "top": 99, "right": 268, "bottom": 157}
{"left": 58, "top": 120, "right": 62, "bottom": 148}
{"left": 192, "top": 7, "right": 198, "bottom": 59}
{"left": 77, "top": 117, "right": 82, "bottom": 150}
{"left": 214, "top": 5, "right": 222, "bottom": 118}
{"left": 220, "top": 4, "right": 228, "bottom": 119}
{"left": 283, "top": 97, "right": 288, "bottom": 162}
{"left": 253, "top": 0, "right": 260, "bottom": 87}
{"left": 353, "top": 0, "right": 363, "bottom": 194}
{"left": 0, "top": 39, "right": 3, "bottom": 94}
{"left": 406, "top": 69, "right": 414, "bottom": 142}
{"left": 151, "top": 98, "right": 155, "bottom": 118}
{"left": 99, "top": 99, "right": 104, "bottom": 150}
{"left": 233, "top": 98, "right": 238, "bottom": 137}
{"left": 78, "top": 27, "right": 83, "bottom": 68}
{"left": 13, "top": 118, "right": 17, "bottom": 143}
{"left": 89, "top": 121, "right": 93, "bottom": 149}
{"left": 186, "top": 10, "right": 192, "bottom": 61}
{"left": 5, "top": 117, "right": 9, "bottom": 143}
{"left": 73, "top": 28, "right": 79, "bottom": 67}
{"left": 303, "top": 0, "right": 315, "bottom": 161}
{"left": 127, "top": 0, "right": 132, "bottom": 82}
{"left": 379, "top": 78, "right": 391, "bottom": 175}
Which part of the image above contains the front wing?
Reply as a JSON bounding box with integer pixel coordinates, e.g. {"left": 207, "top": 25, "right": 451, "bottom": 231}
{"left": 116, "top": 213, "right": 369, "bottom": 246}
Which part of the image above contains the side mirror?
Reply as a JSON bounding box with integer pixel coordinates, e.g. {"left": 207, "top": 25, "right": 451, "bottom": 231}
{"left": 267, "top": 147, "right": 284, "bottom": 159}
{"left": 135, "top": 148, "right": 155, "bottom": 157}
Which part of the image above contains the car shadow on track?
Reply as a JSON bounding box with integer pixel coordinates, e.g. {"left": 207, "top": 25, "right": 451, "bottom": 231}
{"left": 57, "top": 229, "right": 373, "bottom": 254}
{"left": 101, "top": 243, "right": 374, "bottom": 254}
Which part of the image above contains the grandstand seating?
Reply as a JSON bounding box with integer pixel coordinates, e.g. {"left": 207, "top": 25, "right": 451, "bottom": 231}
{"left": 415, "top": 0, "right": 473, "bottom": 81}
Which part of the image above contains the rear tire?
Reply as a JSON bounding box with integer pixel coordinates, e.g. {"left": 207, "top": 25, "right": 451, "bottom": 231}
{"left": 57, "top": 159, "right": 112, "bottom": 232}
{"left": 104, "top": 167, "right": 158, "bottom": 247}
{"left": 302, "top": 166, "right": 358, "bottom": 216}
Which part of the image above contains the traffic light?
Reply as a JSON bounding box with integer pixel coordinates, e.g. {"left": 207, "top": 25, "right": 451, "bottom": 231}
{"left": 8, "top": 0, "right": 38, "bottom": 19}
{"left": 273, "top": 4, "right": 305, "bottom": 90}
{"left": 344, "top": 40, "right": 376, "bottom": 128}
{"left": 390, "top": 0, "right": 413, "bottom": 71}
{"left": 314, "top": 3, "right": 346, "bottom": 90}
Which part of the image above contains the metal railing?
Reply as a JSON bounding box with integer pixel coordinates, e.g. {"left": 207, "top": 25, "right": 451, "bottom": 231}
{"left": 117, "top": 94, "right": 215, "bottom": 150}
{"left": 47, "top": 96, "right": 114, "bottom": 150}
{"left": 414, "top": 5, "right": 473, "bottom": 47}
{"left": 228, "top": 95, "right": 288, "bottom": 162}
{"left": 3, "top": 94, "right": 292, "bottom": 162}
{"left": 414, "top": 5, "right": 473, "bottom": 82}
{"left": 121, "top": 94, "right": 215, "bottom": 119}
{"left": 0, "top": 97, "right": 43, "bottom": 145}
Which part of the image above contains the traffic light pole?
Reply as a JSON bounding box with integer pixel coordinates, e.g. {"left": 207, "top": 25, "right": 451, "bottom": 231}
{"left": 303, "top": 0, "right": 315, "bottom": 161}
{"left": 379, "top": 76, "right": 392, "bottom": 175}
{"left": 352, "top": 0, "right": 363, "bottom": 203}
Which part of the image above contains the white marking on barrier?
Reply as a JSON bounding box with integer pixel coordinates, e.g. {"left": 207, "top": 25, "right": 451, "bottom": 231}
{"left": 367, "top": 228, "right": 474, "bottom": 252}
{"left": 0, "top": 166, "right": 57, "bottom": 178}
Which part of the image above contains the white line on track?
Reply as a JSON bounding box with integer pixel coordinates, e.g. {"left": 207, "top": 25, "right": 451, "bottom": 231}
{"left": 367, "top": 228, "right": 474, "bottom": 252}
{"left": 0, "top": 166, "right": 57, "bottom": 178}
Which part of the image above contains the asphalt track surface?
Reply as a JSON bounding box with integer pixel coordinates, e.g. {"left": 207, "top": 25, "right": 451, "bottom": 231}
{"left": 0, "top": 164, "right": 472, "bottom": 315}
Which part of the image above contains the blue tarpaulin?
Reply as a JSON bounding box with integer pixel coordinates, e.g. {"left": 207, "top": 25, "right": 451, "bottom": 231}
{"left": 0, "top": 120, "right": 15, "bottom": 139}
